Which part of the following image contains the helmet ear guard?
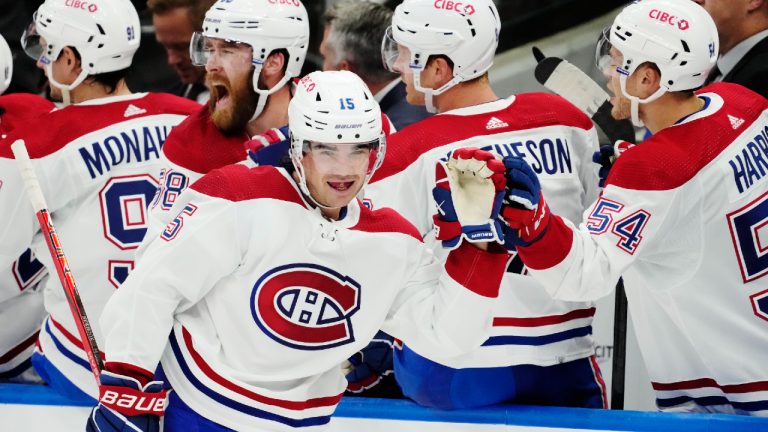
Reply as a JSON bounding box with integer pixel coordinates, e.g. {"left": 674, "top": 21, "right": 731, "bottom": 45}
{"left": 605, "top": 0, "right": 718, "bottom": 126}
{"left": 192, "top": 0, "right": 309, "bottom": 120}
{"left": 288, "top": 70, "right": 386, "bottom": 208}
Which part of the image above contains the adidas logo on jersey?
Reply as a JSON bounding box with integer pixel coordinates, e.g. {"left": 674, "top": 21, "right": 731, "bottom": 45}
{"left": 124, "top": 104, "right": 147, "bottom": 117}
{"left": 485, "top": 117, "right": 509, "bottom": 130}
{"left": 728, "top": 114, "right": 745, "bottom": 130}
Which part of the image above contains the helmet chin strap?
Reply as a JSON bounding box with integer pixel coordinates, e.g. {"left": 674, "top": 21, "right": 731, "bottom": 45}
{"left": 412, "top": 66, "right": 462, "bottom": 114}
{"left": 248, "top": 63, "right": 293, "bottom": 122}
{"left": 290, "top": 152, "right": 382, "bottom": 213}
{"left": 46, "top": 63, "right": 89, "bottom": 107}
{"left": 619, "top": 74, "right": 667, "bottom": 127}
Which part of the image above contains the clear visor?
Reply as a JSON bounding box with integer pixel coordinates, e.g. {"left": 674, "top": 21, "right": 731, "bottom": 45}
{"left": 190, "top": 32, "right": 253, "bottom": 67}
{"left": 594, "top": 27, "right": 624, "bottom": 78}
{"left": 302, "top": 139, "right": 381, "bottom": 174}
{"left": 381, "top": 26, "right": 399, "bottom": 72}
{"left": 21, "top": 17, "right": 44, "bottom": 62}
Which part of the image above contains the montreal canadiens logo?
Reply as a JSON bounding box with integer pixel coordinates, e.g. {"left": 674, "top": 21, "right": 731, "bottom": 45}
{"left": 250, "top": 263, "right": 361, "bottom": 350}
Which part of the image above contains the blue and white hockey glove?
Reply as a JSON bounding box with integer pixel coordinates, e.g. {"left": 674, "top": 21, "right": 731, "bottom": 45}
{"left": 432, "top": 147, "right": 507, "bottom": 249}
{"left": 245, "top": 125, "right": 290, "bottom": 166}
{"left": 86, "top": 370, "right": 167, "bottom": 432}
{"left": 500, "top": 156, "right": 551, "bottom": 249}
{"left": 592, "top": 140, "right": 636, "bottom": 187}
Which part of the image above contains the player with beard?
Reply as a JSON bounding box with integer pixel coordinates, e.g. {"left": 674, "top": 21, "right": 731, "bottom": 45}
{"left": 143, "top": 0, "right": 309, "bottom": 247}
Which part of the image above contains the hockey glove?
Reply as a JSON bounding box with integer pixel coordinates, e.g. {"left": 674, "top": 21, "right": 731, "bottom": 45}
{"left": 592, "top": 140, "right": 636, "bottom": 187}
{"left": 86, "top": 370, "right": 167, "bottom": 432}
{"left": 245, "top": 125, "right": 290, "bottom": 166}
{"left": 500, "top": 156, "right": 551, "bottom": 249}
{"left": 432, "top": 147, "right": 506, "bottom": 249}
{"left": 343, "top": 331, "right": 395, "bottom": 395}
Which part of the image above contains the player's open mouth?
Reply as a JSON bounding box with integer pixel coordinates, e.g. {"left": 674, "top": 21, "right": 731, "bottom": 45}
{"left": 328, "top": 181, "right": 354, "bottom": 192}
{"left": 214, "top": 85, "right": 230, "bottom": 108}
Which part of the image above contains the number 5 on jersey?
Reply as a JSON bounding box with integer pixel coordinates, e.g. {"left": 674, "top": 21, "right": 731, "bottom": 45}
{"left": 162, "top": 204, "right": 198, "bottom": 242}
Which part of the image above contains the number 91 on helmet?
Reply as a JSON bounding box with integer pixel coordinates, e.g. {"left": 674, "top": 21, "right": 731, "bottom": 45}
{"left": 288, "top": 71, "right": 386, "bottom": 212}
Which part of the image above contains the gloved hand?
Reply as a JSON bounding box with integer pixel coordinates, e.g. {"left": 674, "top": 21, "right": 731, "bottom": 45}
{"left": 245, "top": 125, "right": 290, "bottom": 166}
{"left": 592, "top": 140, "right": 636, "bottom": 187}
{"left": 86, "top": 370, "right": 167, "bottom": 432}
{"left": 500, "top": 156, "right": 551, "bottom": 249}
{"left": 432, "top": 147, "right": 506, "bottom": 249}
{"left": 343, "top": 331, "right": 395, "bottom": 394}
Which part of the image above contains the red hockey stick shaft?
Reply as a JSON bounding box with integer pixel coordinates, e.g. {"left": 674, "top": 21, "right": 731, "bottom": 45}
{"left": 11, "top": 140, "right": 103, "bottom": 385}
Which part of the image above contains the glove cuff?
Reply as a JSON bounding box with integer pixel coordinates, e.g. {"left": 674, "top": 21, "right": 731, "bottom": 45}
{"left": 98, "top": 384, "right": 167, "bottom": 417}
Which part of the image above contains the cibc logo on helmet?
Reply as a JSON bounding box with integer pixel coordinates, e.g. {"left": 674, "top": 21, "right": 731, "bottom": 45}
{"left": 648, "top": 8, "right": 690, "bottom": 31}
{"left": 64, "top": 0, "right": 98, "bottom": 12}
{"left": 434, "top": 0, "right": 476, "bottom": 15}
{"left": 268, "top": 0, "right": 302, "bottom": 6}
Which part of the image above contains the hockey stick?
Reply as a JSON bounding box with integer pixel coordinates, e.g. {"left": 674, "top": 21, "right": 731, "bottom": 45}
{"left": 531, "top": 48, "right": 630, "bottom": 409}
{"left": 11, "top": 139, "right": 104, "bottom": 385}
{"left": 532, "top": 46, "right": 635, "bottom": 145}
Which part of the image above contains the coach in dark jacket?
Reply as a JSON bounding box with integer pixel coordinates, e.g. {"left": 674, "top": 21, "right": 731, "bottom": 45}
{"left": 698, "top": 0, "right": 768, "bottom": 98}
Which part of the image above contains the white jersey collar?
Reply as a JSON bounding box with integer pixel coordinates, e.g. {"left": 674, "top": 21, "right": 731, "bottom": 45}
{"left": 439, "top": 96, "right": 515, "bottom": 117}
{"left": 674, "top": 93, "right": 724, "bottom": 126}
{"left": 75, "top": 92, "right": 148, "bottom": 106}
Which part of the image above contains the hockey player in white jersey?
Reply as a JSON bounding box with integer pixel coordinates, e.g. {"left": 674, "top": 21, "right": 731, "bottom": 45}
{"left": 370, "top": 0, "right": 606, "bottom": 409}
{"left": 87, "top": 70, "right": 511, "bottom": 431}
{"left": 0, "top": 0, "right": 199, "bottom": 402}
{"left": 504, "top": 0, "right": 768, "bottom": 416}
{"left": 0, "top": 33, "right": 52, "bottom": 383}
{"left": 144, "top": 0, "right": 309, "bottom": 244}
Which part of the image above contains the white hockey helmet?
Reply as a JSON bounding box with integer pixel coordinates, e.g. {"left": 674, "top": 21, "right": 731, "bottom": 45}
{"left": 191, "top": 0, "right": 309, "bottom": 120}
{"left": 598, "top": 0, "right": 718, "bottom": 126}
{"left": 289, "top": 70, "right": 386, "bottom": 207}
{"left": 0, "top": 34, "right": 12, "bottom": 95}
{"left": 21, "top": 0, "right": 140, "bottom": 97}
{"left": 381, "top": 0, "right": 500, "bottom": 112}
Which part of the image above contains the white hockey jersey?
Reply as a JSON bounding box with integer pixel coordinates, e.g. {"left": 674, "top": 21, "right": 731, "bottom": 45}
{"left": 0, "top": 92, "right": 199, "bottom": 396}
{"left": 0, "top": 93, "right": 54, "bottom": 380}
{"left": 101, "top": 164, "right": 507, "bottom": 431}
{"left": 365, "top": 93, "right": 600, "bottom": 367}
{"left": 518, "top": 83, "right": 768, "bottom": 415}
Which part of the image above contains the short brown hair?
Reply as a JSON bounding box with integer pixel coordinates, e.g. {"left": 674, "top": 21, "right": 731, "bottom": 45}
{"left": 146, "top": 0, "right": 217, "bottom": 30}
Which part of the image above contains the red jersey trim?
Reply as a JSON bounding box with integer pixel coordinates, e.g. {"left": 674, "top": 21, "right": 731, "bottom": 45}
{"left": 609, "top": 83, "right": 768, "bottom": 191}
{"left": 517, "top": 215, "right": 574, "bottom": 271}
{"left": 180, "top": 327, "right": 343, "bottom": 410}
{"left": 0, "top": 93, "right": 198, "bottom": 159}
{"left": 372, "top": 92, "right": 593, "bottom": 183}
{"left": 190, "top": 164, "right": 306, "bottom": 207}
{"left": 445, "top": 242, "right": 507, "bottom": 298}
{"left": 652, "top": 378, "right": 768, "bottom": 394}
{"left": 352, "top": 205, "right": 422, "bottom": 241}
{"left": 492, "top": 307, "right": 596, "bottom": 327}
